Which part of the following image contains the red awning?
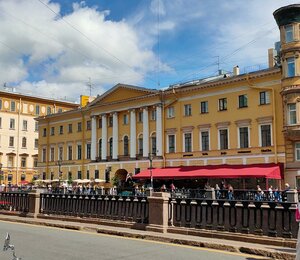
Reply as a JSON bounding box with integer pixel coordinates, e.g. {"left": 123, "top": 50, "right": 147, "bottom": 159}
{"left": 133, "top": 163, "right": 283, "bottom": 180}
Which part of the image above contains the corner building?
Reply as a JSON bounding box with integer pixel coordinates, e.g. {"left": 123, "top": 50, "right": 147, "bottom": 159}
{"left": 37, "top": 4, "right": 300, "bottom": 188}
{"left": 0, "top": 88, "right": 78, "bottom": 185}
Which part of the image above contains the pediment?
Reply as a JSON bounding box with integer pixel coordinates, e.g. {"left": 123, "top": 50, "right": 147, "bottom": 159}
{"left": 87, "top": 83, "right": 158, "bottom": 107}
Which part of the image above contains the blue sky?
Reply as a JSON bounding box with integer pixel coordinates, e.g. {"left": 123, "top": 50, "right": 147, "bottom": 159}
{"left": 0, "top": 0, "right": 296, "bottom": 101}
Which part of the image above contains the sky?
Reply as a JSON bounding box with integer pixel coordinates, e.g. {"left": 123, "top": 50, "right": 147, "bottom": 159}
{"left": 0, "top": 0, "right": 297, "bottom": 102}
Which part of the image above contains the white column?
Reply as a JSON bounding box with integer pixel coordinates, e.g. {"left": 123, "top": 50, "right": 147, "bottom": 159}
{"left": 101, "top": 114, "right": 107, "bottom": 160}
{"left": 143, "top": 107, "right": 149, "bottom": 157}
{"left": 130, "top": 110, "right": 136, "bottom": 158}
{"left": 91, "top": 116, "right": 97, "bottom": 160}
{"left": 112, "top": 112, "right": 118, "bottom": 160}
{"left": 156, "top": 105, "right": 163, "bottom": 156}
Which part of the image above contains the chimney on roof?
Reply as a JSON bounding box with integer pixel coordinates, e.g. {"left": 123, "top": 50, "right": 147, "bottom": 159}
{"left": 268, "top": 48, "right": 276, "bottom": 68}
{"left": 233, "top": 65, "right": 240, "bottom": 76}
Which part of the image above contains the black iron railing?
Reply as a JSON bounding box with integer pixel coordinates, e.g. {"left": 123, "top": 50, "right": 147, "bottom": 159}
{"left": 0, "top": 192, "right": 29, "bottom": 212}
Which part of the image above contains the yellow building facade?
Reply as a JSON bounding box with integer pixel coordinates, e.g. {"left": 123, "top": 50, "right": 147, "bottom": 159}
{"left": 37, "top": 4, "right": 300, "bottom": 188}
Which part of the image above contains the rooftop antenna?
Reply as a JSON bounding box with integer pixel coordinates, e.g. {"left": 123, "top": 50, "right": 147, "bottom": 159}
{"left": 86, "top": 77, "right": 94, "bottom": 96}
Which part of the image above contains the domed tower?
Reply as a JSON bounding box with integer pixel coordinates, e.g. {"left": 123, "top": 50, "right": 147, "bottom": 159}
{"left": 274, "top": 5, "right": 300, "bottom": 186}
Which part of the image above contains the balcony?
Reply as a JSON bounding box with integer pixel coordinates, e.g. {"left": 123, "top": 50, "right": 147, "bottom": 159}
{"left": 283, "top": 124, "right": 300, "bottom": 140}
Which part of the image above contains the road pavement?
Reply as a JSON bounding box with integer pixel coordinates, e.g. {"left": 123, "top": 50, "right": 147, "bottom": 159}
{"left": 0, "top": 221, "right": 269, "bottom": 260}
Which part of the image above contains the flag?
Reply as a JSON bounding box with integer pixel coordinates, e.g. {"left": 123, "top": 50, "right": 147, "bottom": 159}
{"left": 125, "top": 173, "right": 132, "bottom": 182}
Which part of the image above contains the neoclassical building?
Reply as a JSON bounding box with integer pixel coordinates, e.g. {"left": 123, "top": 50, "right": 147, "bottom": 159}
{"left": 0, "top": 87, "right": 78, "bottom": 185}
{"left": 36, "top": 4, "right": 300, "bottom": 188}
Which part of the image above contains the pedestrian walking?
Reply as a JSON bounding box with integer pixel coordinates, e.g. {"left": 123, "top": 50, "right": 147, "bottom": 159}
{"left": 228, "top": 184, "right": 234, "bottom": 200}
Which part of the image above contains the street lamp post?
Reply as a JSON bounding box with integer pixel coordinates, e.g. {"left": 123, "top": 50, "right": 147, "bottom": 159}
{"left": 148, "top": 153, "right": 154, "bottom": 190}
{"left": 0, "top": 163, "right": 3, "bottom": 185}
{"left": 58, "top": 160, "right": 62, "bottom": 189}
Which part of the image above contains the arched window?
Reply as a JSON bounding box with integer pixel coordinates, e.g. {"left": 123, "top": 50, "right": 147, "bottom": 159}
{"left": 124, "top": 136, "right": 129, "bottom": 156}
{"left": 138, "top": 134, "right": 143, "bottom": 155}
{"left": 109, "top": 137, "right": 113, "bottom": 157}
{"left": 98, "top": 139, "right": 102, "bottom": 159}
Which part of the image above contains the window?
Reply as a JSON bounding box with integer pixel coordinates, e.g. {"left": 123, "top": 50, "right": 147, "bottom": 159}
{"left": 0, "top": 117, "right": 2, "bottom": 128}
{"left": 138, "top": 135, "right": 143, "bottom": 155}
{"left": 95, "top": 170, "right": 99, "bottom": 179}
{"left": 22, "top": 137, "right": 27, "bottom": 148}
{"left": 238, "top": 95, "right": 248, "bottom": 108}
{"left": 58, "top": 146, "right": 63, "bottom": 160}
{"left": 260, "top": 124, "right": 271, "bottom": 147}
{"left": 10, "top": 118, "right": 15, "bottom": 129}
{"left": 21, "top": 157, "right": 26, "bottom": 168}
{"left": 34, "top": 139, "right": 38, "bottom": 149}
{"left": 287, "top": 57, "right": 295, "bottom": 77}
{"left": 285, "top": 24, "right": 293, "bottom": 43}
{"left": 50, "top": 127, "right": 55, "bottom": 136}
{"left": 8, "top": 156, "right": 14, "bottom": 167}
{"left": 33, "top": 158, "right": 38, "bottom": 167}
{"left": 86, "top": 170, "right": 90, "bottom": 180}
{"left": 288, "top": 103, "right": 297, "bottom": 124}
{"left": 108, "top": 117, "right": 113, "bottom": 127}
{"left": 260, "top": 91, "right": 270, "bottom": 105}
{"left": 86, "top": 144, "right": 91, "bottom": 159}
{"left": 77, "top": 122, "right": 82, "bottom": 132}
{"left": 58, "top": 108, "right": 62, "bottom": 113}
{"left": 219, "top": 98, "right": 227, "bottom": 111}
{"left": 10, "top": 101, "right": 15, "bottom": 112}
{"left": 68, "top": 145, "right": 72, "bottom": 160}
{"left": 68, "top": 124, "right": 72, "bottom": 133}
{"left": 123, "top": 114, "right": 128, "bottom": 125}
{"left": 43, "top": 128, "right": 47, "bottom": 137}
{"left": 0, "top": 99, "right": 2, "bottom": 110}
{"left": 21, "top": 174, "right": 26, "bottom": 181}
{"left": 35, "top": 122, "right": 39, "bottom": 132}
{"left": 167, "top": 107, "right": 175, "bottom": 118}
{"left": 138, "top": 112, "right": 143, "bottom": 123}
{"left": 168, "top": 135, "right": 175, "bottom": 153}
{"left": 22, "top": 120, "right": 28, "bottom": 131}
{"left": 201, "top": 131, "right": 209, "bottom": 151}
{"left": 98, "top": 118, "right": 102, "bottom": 128}
{"left": 200, "top": 101, "right": 208, "bottom": 114}
{"left": 77, "top": 144, "right": 82, "bottom": 160}
{"left": 151, "top": 110, "right": 156, "bottom": 121}
{"left": 219, "top": 129, "right": 228, "bottom": 150}
{"left": 184, "top": 104, "right": 192, "bottom": 116}
{"left": 86, "top": 120, "right": 91, "bottom": 130}
{"left": 295, "top": 143, "right": 300, "bottom": 161}
{"left": 35, "top": 105, "right": 40, "bottom": 115}
{"left": 42, "top": 148, "right": 47, "bottom": 162}
{"left": 9, "top": 136, "right": 14, "bottom": 147}
{"left": 98, "top": 139, "right": 102, "bottom": 159}
{"left": 77, "top": 171, "right": 82, "bottom": 180}
{"left": 59, "top": 125, "right": 63, "bottom": 134}
{"left": 184, "top": 133, "right": 192, "bottom": 152}
{"left": 124, "top": 136, "right": 129, "bottom": 156}
{"left": 47, "top": 106, "right": 52, "bottom": 115}
{"left": 50, "top": 147, "right": 55, "bottom": 161}
{"left": 109, "top": 138, "right": 113, "bottom": 157}
{"left": 239, "top": 127, "right": 249, "bottom": 148}
{"left": 7, "top": 174, "right": 12, "bottom": 182}
{"left": 151, "top": 135, "right": 156, "bottom": 154}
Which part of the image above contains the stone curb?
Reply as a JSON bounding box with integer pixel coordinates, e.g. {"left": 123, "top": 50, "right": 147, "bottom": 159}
{"left": 0, "top": 213, "right": 296, "bottom": 259}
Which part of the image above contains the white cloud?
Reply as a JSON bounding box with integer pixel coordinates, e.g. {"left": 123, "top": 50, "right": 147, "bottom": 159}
{"left": 0, "top": 0, "right": 161, "bottom": 99}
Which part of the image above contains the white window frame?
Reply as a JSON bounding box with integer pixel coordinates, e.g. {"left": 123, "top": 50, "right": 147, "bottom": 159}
{"left": 50, "top": 146, "right": 55, "bottom": 162}
{"left": 285, "top": 24, "right": 293, "bottom": 43}
{"left": 288, "top": 103, "right": 297, "bottom": 125}
{"left": 151, "top": 110, "right": 156, "bottom": 121}
{"left": 22, "top": 120, "right": 28, "bottom": 131}
{"left": 123, "top": 114, "right": 128, "bottom": 125}
{"left": 259, "top": 124, "right": 273, "bottom": 147}
{"left": 287, "top": 57, "right": 295, "bottom": 77}
{"left": 167, "top": 107, "right": 175, "bottom": 118}
{"left": 295, "top": 143, "right": 300, "bottom": 161}
{"left": 259, "top": 91, "right": 270, "bottom": 105}
{"left": 200, "top": 101, "right": 208, "bottom": 114}
{"left": 199, "top": 129, "right": 210, "bottom": 151}
{"left": 218, "top": 128, "right": 229, "bottom": 150}
{"left": 184, "top": 104, "right": 192, "bottom": 116}
{"left": 10, "top": 118, "right": 15, "bottom": 129}
{"left": 183, "top": 132, "right": 193, "bottom": 153}
{"left": 238, "top": 126, "right": 250, "bottom": 149}
{"left": 167, "top": 134, "right": 176, "bottom": 153}
{"left": 58, "top": 146, "right": 63, "bottom": 161}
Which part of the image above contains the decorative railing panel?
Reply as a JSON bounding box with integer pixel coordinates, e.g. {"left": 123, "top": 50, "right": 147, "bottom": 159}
{"left": 40, "top": 194, "right": 149, "bottom": 224}
{"left": 168, "top": 198, "right": 298, "bottom": 238}
{"left": 0, "top": 192, "right": 29, "bottom": 212}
